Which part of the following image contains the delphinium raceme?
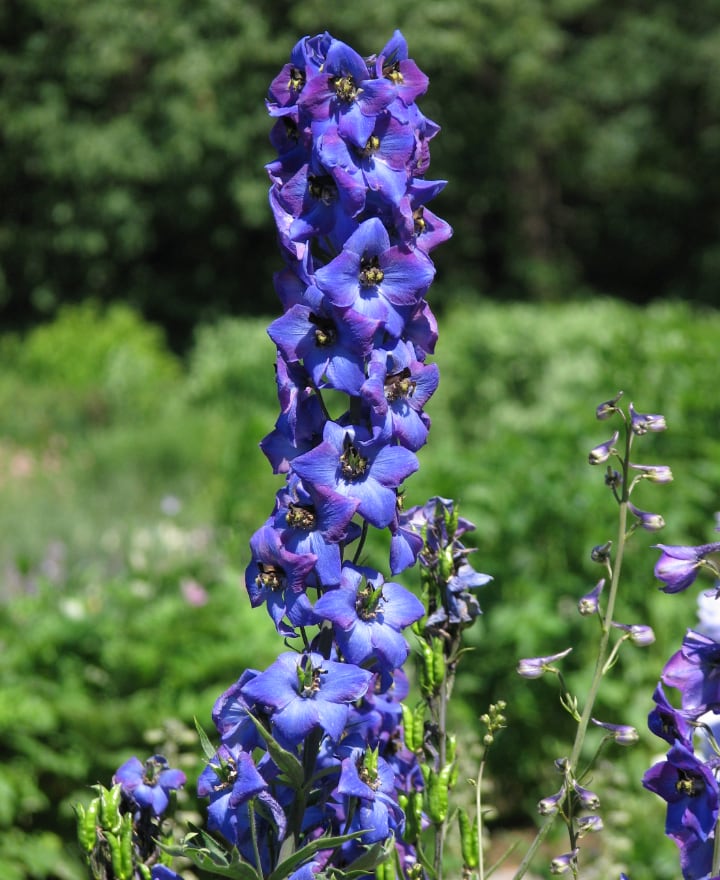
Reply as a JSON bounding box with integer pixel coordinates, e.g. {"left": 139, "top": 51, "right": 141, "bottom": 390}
{"left": 74, "top": 30, "right": 493, "bottom": 880}
{"left": 642, "top": 515, "right": 720, "bottom": 879}
{"left": 187, "top": 30, "right": 485, "bottom": 880}
{"left": 512, "top": 393, "right": 670, "bottom": 879}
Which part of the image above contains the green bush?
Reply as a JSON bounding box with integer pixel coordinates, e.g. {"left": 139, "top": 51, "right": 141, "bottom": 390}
{"left": 0, "top": 301, "right": 179, "bottom": 440}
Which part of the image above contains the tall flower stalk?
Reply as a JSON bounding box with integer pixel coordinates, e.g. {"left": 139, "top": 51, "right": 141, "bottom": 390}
{"left": 514, "top": 394, "right": 667, "bottom": 879}
{"left": 183, "top": 30, "right": 486, "bottom": 880}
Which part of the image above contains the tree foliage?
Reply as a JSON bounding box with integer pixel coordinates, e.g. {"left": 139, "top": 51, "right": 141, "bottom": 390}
{"left": 2, "top": 0, "right": 719, "bottom": 344}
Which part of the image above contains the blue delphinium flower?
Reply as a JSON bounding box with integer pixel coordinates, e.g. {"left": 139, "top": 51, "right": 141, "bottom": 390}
{"left": 653, "top": 543, "right": 720, "bottom": 594}
{"left": 643, "top": 741, "right": 719, "bottom": 845}
{"left": 241, "top": 651, "right": 373, "bottom": 745}
{"left": 314, "top": 563, "right": 424, "bottom": 675}
{"left": 662, "top": 629, "right": 720, "bottom": 715}
{"left": 113, "top": 755, "right": 186, "bottom": 818}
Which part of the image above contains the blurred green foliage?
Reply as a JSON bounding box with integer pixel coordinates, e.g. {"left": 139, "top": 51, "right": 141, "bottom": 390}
{"left": 2, "top": 299, "right": 717, "bottom": 877}
{"left": 2, "top": 0, "right": 720, "bottom": 345}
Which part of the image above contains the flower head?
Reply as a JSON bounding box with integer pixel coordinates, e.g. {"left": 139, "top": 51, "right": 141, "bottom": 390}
{"left": 653, "top": 543, "right": 720, "bottom": 594}
{"left": 113, "top": 755, "right": 186, "bottom": 817}
{"left": 241, "top": 651, "right": 373, "bottom": 745}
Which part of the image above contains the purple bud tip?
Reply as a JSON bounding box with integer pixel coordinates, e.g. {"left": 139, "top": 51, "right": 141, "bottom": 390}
{"left": 588, "top": 430, "right": 620, "bottom": 465}
{"left": 628, "top": 502, "right": 665, "bottom": 532}
{"left": 629, "top": 402, "right": 667, "bottom": 435}
{"left": 596, "top": 391, "right": 623, "bottom": 420}
{"left": 591, "top": 718, "right": 640, "bottom": 745}
{"left": 517, "top": 648, "right": 572, "bottom": 679}
{"left": 550, "top": 849, "right": 579, "bottom": 875}
{"left": 629, "top": 463, "right": 673, "bottom": 484}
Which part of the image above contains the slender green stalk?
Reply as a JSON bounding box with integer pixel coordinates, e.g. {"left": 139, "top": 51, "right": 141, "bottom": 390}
{"left": 433, "top": 673, "right": 449, "bottom": 879}
{"left": 477, "top": 759, "right": 485, "bottom": 880}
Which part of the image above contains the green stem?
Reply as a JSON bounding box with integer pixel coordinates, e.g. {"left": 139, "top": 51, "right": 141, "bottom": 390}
{"left": 477, "top": 758, "right": 485, "bottom": 880}
{"left": 433, "top": 673, "right": 449, "bottom": 880}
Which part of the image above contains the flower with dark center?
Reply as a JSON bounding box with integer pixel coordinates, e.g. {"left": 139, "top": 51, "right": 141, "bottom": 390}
{"left": 113, "top": 755, "right": 186, "bottom": 818}
{"left": 298, "top": 39, "right": 395, "bottom": 149}
{"left": 292, "top": 421, "right": 418, "bottom": 529}
{"left": 241, "top": 651, "right": 373, "bottom": 745}
{"left": 314, "top": 563, "right": 424, "bottom": 672}
{"left": 647, "top": 683, "right": 693, "bottom": 747}
{"left": 268, "top": 300, "right": 378, "bottom": 396}
{"left": 643, "top": 741, "right": 719, "bottom": 844}
{"left": 314, "top": 217, "right": 434, "bottom": 339}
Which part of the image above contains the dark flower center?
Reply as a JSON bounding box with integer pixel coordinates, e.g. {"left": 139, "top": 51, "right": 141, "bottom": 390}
{"left": 281, "top": 117, "right": 300, "bottom": 143}
{"left": 142, "top": 758, "right": 162, "bottom": 786}
{"left": 383, "top": 61, "right": 404, "bottom": 85}
{"left": 676, "top": 771, "right": 703, "bottom": 797}
{"left": 309, "top": 312, "right": 336, "bottom": 348}
{"left": 286, "top": 503, "right": 316, "bottom": 530}
{"left": 413, "top": 207, "right": 426, "bottom": 235}
{"left": 359, "top": 135, "right": 380, "bottom": 158}
{"left": 331, "top": 74, "right": 359, "bottom": 103}
{"left": 213, "top": 755, "right": 238, "bottom": 792}
{"left": 309, "top": 175, "right": 337, "bottom": 206}
{"left": 288, "top": 66, "right": 305, "bottom": 93}
{"left": 297, "top": 656, "right": 327, "bottom": 698}
{"left": 256, "top": 563, "right": 284, "bottom": 591}
{"left": 355, "top": 582, "right": 384, "bottom": 621}
{"left": 340, "top": 436, "right": 368, "bottom": 481}
{"left": 384, "top": 368, "right": 416, "bottom": 402}
{"left": 359, "top": 255, "right": 384, "bottom": 287}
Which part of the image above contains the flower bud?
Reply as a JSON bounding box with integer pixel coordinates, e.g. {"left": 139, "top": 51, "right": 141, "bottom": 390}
{"left": 596, "top": 392, "right": 623, "bottom": 420}
{"left": 629, "top": 402, "right": 666, "bottom": 435}
{"left": 588, "top": 431, "right": 620, "bottom": 465}
{"left": 573, "top": 782, "right": 600, "bottom": 810}
{"left": 554, "top": 757, "right": 570, "bottom": 774}
{"left": 628, "top": 502, "right": 665, "bottom": 532}
{"left": 550, "top": 849, "right": 578, "bottom": 875}
{"left": 629, "top": 463, "right": 673, "bottom": 484}
{"left": 611, "top": 621, "right": 656, "bottom": 647}
{"left": 538, "top": 788, "right": 565, "bottom": 815}
{"left": 592, "top": 718, "right": 639, "bottom": 745}
{"left": 591, "top": 541, "right": 612, "bottom": 564}
{"left": 517, "top": 648, "right": 572, "bottom": 679}
{"left": 576, "top": 815, "right": 604, "bottom": 835}
{"left": 578, "top": 579, "right": 605, "bottom": 616}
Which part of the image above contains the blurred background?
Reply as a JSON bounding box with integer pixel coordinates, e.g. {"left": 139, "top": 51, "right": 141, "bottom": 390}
{"left": 2, "top": 1, "right": 720, "bottom": 878}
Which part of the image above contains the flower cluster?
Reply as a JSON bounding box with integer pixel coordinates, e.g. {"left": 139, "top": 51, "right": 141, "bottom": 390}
{"left": 644, "top": 521, "right": 720, "bottom": 880}
{"left": 193, "top": 31, "right": 466, "bottom": 879}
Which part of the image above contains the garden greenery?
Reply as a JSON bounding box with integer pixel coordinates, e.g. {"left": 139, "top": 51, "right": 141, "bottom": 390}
{"left": 65, "top": 31, "right": 720, "bottom": 880}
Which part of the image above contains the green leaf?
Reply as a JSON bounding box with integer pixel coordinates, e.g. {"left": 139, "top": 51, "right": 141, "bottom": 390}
{"left": 267, "top": 829, "right": 370, "bottom": 880}
{"left": 194, "top": 716, "right": 218, "bottom": 763}
{"left": 244, "top": 712, "right": 304, "bottom": 790}
{"left": 167, "top": 829, "right": 261, "bottom": 880}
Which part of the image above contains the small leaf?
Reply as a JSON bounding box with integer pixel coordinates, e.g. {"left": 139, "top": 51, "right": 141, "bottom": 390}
{"left": 267, "top": 829, "right": 370, "bottom": 880}
{"left": 194, "top": 716, "right": 218, "bottom": 762}
{"left": 245, "top": 712, "right": 304, "bottom": 789}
